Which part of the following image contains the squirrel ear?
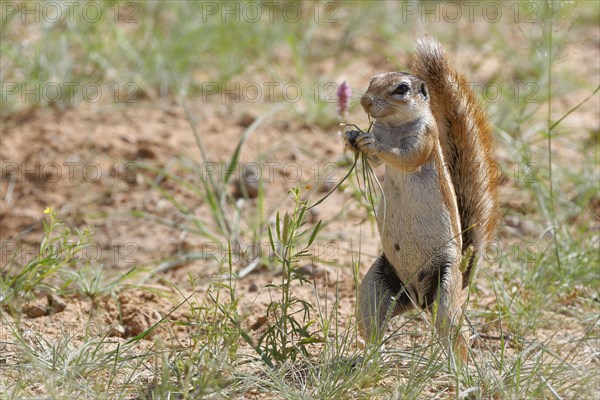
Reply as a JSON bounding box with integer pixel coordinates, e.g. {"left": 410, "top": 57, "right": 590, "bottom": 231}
{"left": 420, "top": 83, "right": 428, "bottom": 98}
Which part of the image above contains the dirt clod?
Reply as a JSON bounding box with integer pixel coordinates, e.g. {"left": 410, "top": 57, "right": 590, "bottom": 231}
{"left": 23, "top": 303, "right": 47, "bottom": 318}
{"left": 47, "top": 293, "right": 67, "bottom": 314}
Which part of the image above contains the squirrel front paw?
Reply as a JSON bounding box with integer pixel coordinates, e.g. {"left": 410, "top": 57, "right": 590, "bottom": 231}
{"left": 344, "top": 130, "right": 361, "bottom": 153}
{"left": 345, "top": 130, "right": 377, "bottom": 155}
{"left": 354, "top": 132, "right": 378, "bottom": 156}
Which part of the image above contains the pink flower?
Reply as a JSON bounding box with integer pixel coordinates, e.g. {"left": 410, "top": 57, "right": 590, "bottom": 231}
{"left": 337, "top": 80, "right": 351, "bottom": 116}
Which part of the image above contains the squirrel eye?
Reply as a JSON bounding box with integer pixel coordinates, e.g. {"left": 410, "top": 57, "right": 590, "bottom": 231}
{"left": 392, "top": 83, "right": 410, "bottom": 95}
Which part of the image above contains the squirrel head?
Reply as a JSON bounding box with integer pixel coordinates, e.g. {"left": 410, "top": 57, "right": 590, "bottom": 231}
{"left": 360, "top": 72, "right": 431, "bottom": 126}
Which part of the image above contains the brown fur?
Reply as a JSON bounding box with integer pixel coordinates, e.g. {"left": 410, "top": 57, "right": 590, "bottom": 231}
{"left": 432, "top": 133, "right": 461, "bottom": 240}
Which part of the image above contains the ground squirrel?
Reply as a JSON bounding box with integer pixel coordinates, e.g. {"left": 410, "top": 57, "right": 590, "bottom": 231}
{"left": 345, "top": 36, "right": 498, "bottom": 359}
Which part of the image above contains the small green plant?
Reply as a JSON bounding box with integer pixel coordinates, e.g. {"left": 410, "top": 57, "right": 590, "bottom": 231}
{"left": 146, "top": 273, "right": 243, "bottom": 398}
{"left": 0, "top": 207, "right": 143, "bottom": 311}
{"left": 0, "top": 207, "right": 92, "bottom": 306}
{"left": 253, "top": 187, "right": 323, "bottom": 366}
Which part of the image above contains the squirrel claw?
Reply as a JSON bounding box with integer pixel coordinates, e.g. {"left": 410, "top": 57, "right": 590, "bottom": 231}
{"left": 355, "top": 132, "right": 376, "bottom": 155}
{"left": 344, "top": 130, "right": 362, "bottom": 152}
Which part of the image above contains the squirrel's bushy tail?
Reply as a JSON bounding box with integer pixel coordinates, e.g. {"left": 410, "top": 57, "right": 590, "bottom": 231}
{"left": 411, "top": 36, "right": 499, "bottom": 288}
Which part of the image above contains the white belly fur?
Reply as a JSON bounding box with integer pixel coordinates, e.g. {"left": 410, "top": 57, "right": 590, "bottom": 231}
{"left": 377, "top": 160, "right": 461, "bottom": 287}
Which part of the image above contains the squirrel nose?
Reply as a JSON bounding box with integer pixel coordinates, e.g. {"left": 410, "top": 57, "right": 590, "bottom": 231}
{"left": 360, "top": 95, "right": 372, "bottom": 111}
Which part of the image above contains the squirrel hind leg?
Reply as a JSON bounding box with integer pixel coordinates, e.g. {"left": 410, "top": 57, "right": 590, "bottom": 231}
{"left": 432, "top": 264, "right": 469, "bottom": 362}
{"left": 358, "top": 253, "right": 413, "bottom": 344}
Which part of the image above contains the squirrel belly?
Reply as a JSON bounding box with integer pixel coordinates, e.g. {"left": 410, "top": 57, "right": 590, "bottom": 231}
{"left": 375, "top": 126, "right": 462, "bottom": 308}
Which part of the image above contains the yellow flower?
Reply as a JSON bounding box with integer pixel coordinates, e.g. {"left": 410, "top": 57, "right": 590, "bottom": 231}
{"left": 44, "top": 206, "right": 53, "bottom": 214}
